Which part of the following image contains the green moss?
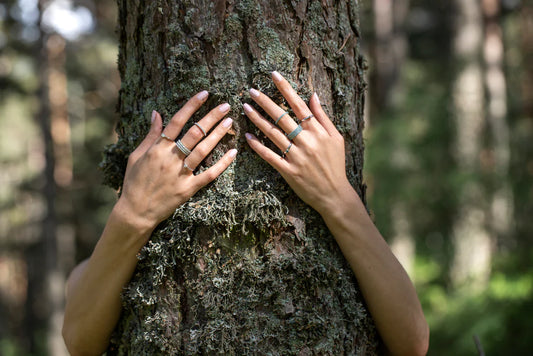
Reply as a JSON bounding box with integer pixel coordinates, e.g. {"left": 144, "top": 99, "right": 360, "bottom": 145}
{"left": 106, "top": 1, "right": 378, "bottom": 354}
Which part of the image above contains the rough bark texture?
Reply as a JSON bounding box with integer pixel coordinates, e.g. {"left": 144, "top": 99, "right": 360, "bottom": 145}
{"left": 102, "top": 0, "right": 379, "bottom": 354}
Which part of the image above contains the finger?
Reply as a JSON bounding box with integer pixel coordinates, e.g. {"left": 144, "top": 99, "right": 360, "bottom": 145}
{"left": 179, "top": 102, "right": 231, "bottom": 152}
{"left": 245, "top": 133, "right": 291, "bottom": 172}
{"left": 309, "top": 92, "right": 340, "bottom": 137}
{"left": 129, "top": 110, "right": 163, "bottom": 164}
{"left": 194, "top": 148, "right": 238, "bottom": 187}
{"left": 162, "top": 90, "right": 209, "bottom": 140}
{"left": 249, "top": 88, "right": 299, "bottom": 136}
{"left": 185, "top": 117, "right": 233, "bottom": 170}
{"left": 243, "top": 103, "right": 291, "bottom": 151}
{"left": 271, "top": 71, "right": 319, "bottom": 129}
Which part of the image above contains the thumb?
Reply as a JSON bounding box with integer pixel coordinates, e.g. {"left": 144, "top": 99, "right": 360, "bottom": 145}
{"left": 131, "top": 110, "right": 163, "bottom": 160}
{"left": 309, "top": 93, "right": 339, "bottom": 137}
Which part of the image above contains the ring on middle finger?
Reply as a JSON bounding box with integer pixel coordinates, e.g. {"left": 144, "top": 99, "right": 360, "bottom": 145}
{"left": 175, "top": 139, "right": 192, "bottom": 156}
{"left": 275, "top": 111, "right": 288, "bottom": 125}
{"left": 286, "top": 125, "right": 303, "bottom": 141}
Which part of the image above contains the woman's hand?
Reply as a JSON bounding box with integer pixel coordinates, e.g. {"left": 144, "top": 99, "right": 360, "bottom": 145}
{"left": 244, "top": 73, "right": 429, "bottom": 356}
{"left": 116, "top": 91, "right": 237, "bottom": 234}
{"left": 243, "top": 71, "right": 352, "bottom": 215}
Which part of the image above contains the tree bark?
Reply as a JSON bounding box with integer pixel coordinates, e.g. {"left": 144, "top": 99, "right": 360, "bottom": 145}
{"left": 103, "top": 1, "right": 379, "bottom": 354}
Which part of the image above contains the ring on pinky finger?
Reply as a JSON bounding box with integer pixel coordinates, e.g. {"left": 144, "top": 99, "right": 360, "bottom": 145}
{"left": 281, "top": 142, "right": 293, "bottom": 159}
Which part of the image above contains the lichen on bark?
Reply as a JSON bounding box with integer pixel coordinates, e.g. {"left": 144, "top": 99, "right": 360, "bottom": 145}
{"left": 103, "top": 0, "right": 379, "bottom": 354}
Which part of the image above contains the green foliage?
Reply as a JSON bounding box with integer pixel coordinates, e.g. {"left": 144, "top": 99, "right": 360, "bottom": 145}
{"left": 363, "top": 2, "right": 533, "bottom": 354}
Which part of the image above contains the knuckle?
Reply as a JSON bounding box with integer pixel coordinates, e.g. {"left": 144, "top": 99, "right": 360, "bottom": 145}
{"left": 189, "top": 128, "right": 204, "bottom": 142}
{"left": 194, "top": 146, "right": 209, "bottom": 158}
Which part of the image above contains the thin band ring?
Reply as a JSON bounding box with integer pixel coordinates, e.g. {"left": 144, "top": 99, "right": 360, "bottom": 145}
{"left": 183, "top": 160, "right": 194, "bottom": 172}
{"left": 286, "top": 125, "right": 303, "bottom": 141}
{"left": 161, "top": 133, "right": 173, "bottom": 141}
{"left": 281, "top": 142, "right": 293, "bottom": 159}
{"left": 300, "top": 114, "right": 314, "bottom": 123}
{"left": 275, "top": 111, "right": 288, "bottom": 125}
{"left": 175, "top": 139, "right": 192, "bottom": 156}
{"left": 194, "top": 122, "right": 207, "bottom": 137}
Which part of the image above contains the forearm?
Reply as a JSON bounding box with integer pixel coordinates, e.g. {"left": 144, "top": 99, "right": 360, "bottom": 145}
{"left": 319, "top": 182, "right": 429, "bottom": 356}
{"left": 62, "top": 201, "right": 152, "bottom": 356}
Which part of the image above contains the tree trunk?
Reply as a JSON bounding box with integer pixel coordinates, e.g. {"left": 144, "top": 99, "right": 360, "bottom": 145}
{"left": 450, "top": 0, "right": 493, "bottom": 287}
{"left": 103, "top": 1, "right": 379, "bottom": 354}
{"left": 482, "top": 0, "right": 513, "bottom": 243}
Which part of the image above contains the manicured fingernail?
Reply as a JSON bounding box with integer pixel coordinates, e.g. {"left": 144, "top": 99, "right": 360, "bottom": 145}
{"left": 222, "top": 117, "right": 233, "bottom": 128}
{"left": 151, "top": 110, "right": 156, "bottom": 123}
{"left": 219, "top": 103, "right": 230, "bottom": 112}
{"left": 229, "top": 149, "right": 238, "bottom": 158}
{"left": 272, "top": 71, "right": 282, "bottom": 82}
{"left": 245, "top": 133, "right": 253, "bottom": 140}
{"left": 249, "top": 88, "right": 260, "bottom": 98}
{"left": 197, "top": 90, "right": 209, "bottom": 100}
{"left": 243, "top": 103, "right": 253, "bottom": 113}
{"left": 313, "top": 92, "right": 320, "bottom": 105}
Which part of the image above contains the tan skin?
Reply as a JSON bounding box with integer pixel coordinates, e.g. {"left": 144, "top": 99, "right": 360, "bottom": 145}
{"left": 62, "top": 72, "right": 429, "bottom": 356}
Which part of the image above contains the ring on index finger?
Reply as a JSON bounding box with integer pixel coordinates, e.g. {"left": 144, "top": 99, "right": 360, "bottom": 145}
{"left": 299, "top": 114, "right": 314, "bottom": 123}
{"left": 161, "top": 133, "right": 174, "bottom": 141}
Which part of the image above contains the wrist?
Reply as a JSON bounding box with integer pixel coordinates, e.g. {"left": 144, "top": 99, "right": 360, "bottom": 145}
{"left": 317, "top": 180, "right": 372, "bottom": 229}
{"left": 315, "top": 179, "right": 356, "bottom": 216}
{"left": 109, "top": 199, "right": 155, "bottom": 244}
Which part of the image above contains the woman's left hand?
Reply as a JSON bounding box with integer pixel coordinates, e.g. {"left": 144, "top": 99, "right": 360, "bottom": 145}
{"left": 244, "top": 71, "right": 353, "bottom": 216}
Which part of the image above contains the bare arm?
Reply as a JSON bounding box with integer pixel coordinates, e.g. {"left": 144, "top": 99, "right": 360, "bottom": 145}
{"left": 244, "top": 72, "right": 429, "bottom": 356}
{"left": 62, "top": 92, "right": 237, "bottom": 356}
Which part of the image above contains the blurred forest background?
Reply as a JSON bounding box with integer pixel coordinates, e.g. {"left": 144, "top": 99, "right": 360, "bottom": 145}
{"left": 0, "top": 0, "right": 531, "bottom": 355}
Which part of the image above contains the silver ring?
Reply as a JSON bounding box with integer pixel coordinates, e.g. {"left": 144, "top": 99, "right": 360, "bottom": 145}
{"left": 286, "top": 125, "right": 302, "bottom": 141}
{"left": 300, "top": 114, "right": 314, "bottom": 123}
{"left": 275, "top": 111, "right": 288, "bottom": 125}
{"left": 175, "top": 139, "right": 192, "bottom": 156}
{"left": 183, "top": 160, "right": 194, "bottom": 172}
{"left": 194, "top": 122, "right": 207, "bottom": 137}
{"left": 281, "top": 142, "right": 293, "bottom": 159}
{"left": 161, "top": 133, "right": 173, "bottom": 141}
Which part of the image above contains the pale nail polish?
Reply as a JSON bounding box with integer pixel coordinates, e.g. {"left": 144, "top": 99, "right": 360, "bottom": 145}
{"left": 243, "top": 103, "right": 253, "bottom": 113}
{"left": 272, "top": 71, "right": 282, "bottom": 81}
{"left": 222, "top": 117, "right": 233, "bottom": 128}
{"left": 245, "top": 133, "right": 253, "bottom": 140}
{"left": 229, "top": 149, "right": 238, "bottom": 158}
{"left": 219, "top": 103, "right": 230, "bottom": 112}
{"left": 197, "top": 90, "right": 209, "bottom": 100}
{"left": 313, "top": 92, "right": 320, "bottom": 105}
{"left": 249, "top": 88, "right": 260, "bottom": 98}
{"left": 151, "top": 110, "right": 156, "bottom": 123}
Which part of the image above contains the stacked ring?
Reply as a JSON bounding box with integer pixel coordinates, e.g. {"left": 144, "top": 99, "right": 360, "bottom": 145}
{"left": 282, "top": 142, "right": 293, "bottom": 159}
{"left": 175, "top": 139, "right": 192, "bottom": 156}
{"left": 275, "top": 111, "right": 288, "bottom": 125}
{"left": 286, "top": 125, "right": 303, "bottom": 141}
{"left": 161, "top": 133, "right": 173, "bottom": 141}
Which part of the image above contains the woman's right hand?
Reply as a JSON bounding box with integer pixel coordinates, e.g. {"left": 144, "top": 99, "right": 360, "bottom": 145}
{"left": 115, "top": 91, "right": 237, "bottom": 235}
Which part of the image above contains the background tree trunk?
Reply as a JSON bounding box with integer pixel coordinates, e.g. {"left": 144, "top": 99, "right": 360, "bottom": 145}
{"left": 103, "top": 1, "right": 379, "bottom": 354}
{"left": 450, "top": 0, "right": 492, "bottom": 288}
